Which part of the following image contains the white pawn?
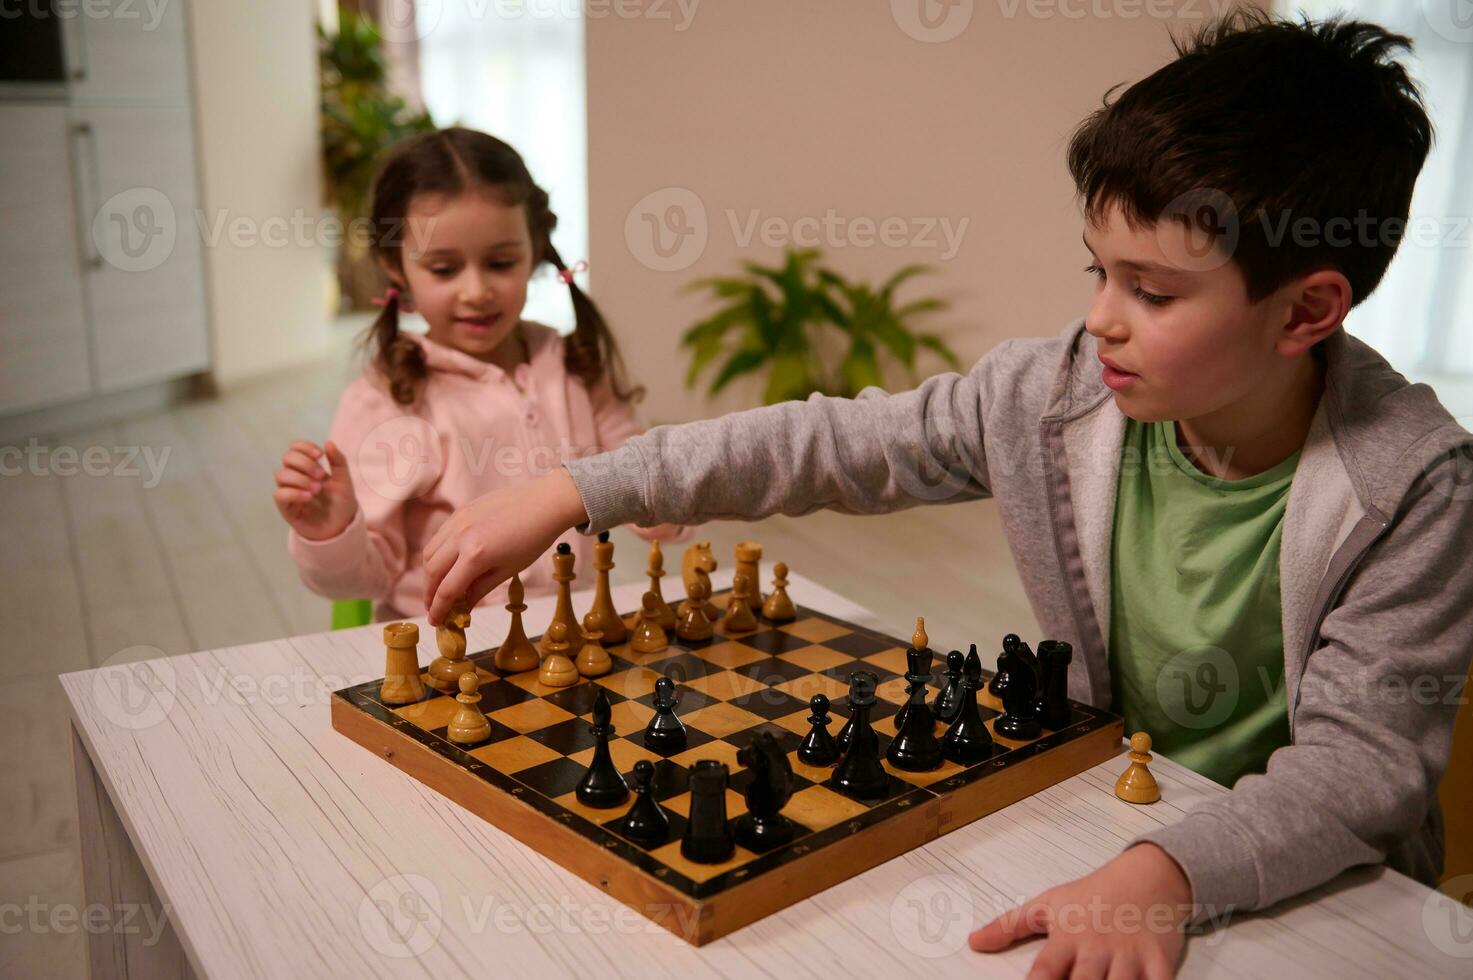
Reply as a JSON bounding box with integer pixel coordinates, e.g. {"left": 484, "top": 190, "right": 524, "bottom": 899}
{"left": 539, "top": 622, "right": 579, "bottom": 688}
{"left": 576, "top": 612, "right": 613, "bottom": 678}
{"left": 762, "top": 562, "right": 796, "bottom": 621}
{"left": 447, "top": 672, "right": 491, "bottom": 745}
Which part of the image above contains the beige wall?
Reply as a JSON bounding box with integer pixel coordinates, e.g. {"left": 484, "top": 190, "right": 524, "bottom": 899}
{"left": 188, "top": 0, "right": 332, "bottom": 387}
{"left": 587, "top": 0, "right": 1262, "bottom": 424}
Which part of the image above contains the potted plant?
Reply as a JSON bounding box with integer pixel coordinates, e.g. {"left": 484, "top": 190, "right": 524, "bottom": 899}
{"left": 319, "top": 8, "right": 435, "bottom": 311}
{"left": 682, "top": 248, "right": 960, "bottom": 404}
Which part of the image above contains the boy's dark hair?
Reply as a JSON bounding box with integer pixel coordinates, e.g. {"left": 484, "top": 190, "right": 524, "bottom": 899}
{"left": 1066, "top": 8, "right": 1434, "bottom": 309}
{"left": 364, "top": 127, "right": 641, "bottom": 406}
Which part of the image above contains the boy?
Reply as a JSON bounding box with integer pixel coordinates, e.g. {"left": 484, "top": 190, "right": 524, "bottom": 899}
{"left": 420, "top": 10, "right": 1472, "bottom": 977}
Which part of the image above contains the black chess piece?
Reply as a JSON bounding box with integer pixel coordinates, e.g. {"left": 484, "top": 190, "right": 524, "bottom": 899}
{"left": 893, "top": 643, "right": 936, "bottom": 733}
{"left": 617, "top": 759, "right": 671, "bottom": 846}
{"left": 830, "top": 672, "right": 890, "bottom": 800}
{"left": 887, "top": 653, "right": 943, "bottom": 772}
{"left": 932, "top": 649, "right": 965, "bottom": 722}
{"left": 1032, "top": 640, "right": 1073, "bottom": 730}
{"left": 940, "top": 646, "right": 994, "bottom": 765}
{"left": 1013, "top": 637, "right": 1040, "bottom": 686}
{"left": 681, "top": 760, "right": 734, "bottom": 863}
{"left": 995, "top": 642, "right": 1042, "bottom": 740}
{"left": 734, "top": 731, "right": 795, "bottom": 850}
{"left": 644, "top": 676, "right": 688, "bottom": 752}
{"left": 576, "top": 688, "right": 630, "bottom": 808}
{"left": 798, "top": 693, "right": 840, "bottom": 766}
{"left": 989, "top": 634, "right": 1018, "bottom": 697}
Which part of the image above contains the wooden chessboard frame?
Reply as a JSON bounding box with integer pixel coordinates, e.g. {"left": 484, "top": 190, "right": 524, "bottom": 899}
{"left": 330, "top": 596, "right": 1124, "bottom": 946}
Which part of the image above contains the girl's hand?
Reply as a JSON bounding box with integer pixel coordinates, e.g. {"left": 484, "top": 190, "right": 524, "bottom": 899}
{"left": 630, "top": 523, "right": 691, "bottom": 544}
{"left": 969, "top": 843, "right": 1191, "bottom": 979}
{"left": 422, "top": 469, "right": 589, "bottom": 626}
{"left": 274, "top": 440, "right": 358, "bottom": 542}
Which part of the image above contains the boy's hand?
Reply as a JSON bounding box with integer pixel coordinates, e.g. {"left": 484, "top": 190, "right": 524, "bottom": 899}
{"left": 422, "top": 469, "right": 589, "bottom": 626}
{"left": 970, "top": 843, "right": 1192, "bottom": 979}
{"left": 629, "top": 522, "right": 691, "bottom": 544}
{"left": 274, "top": 440, "right": 358, "bottom": 542}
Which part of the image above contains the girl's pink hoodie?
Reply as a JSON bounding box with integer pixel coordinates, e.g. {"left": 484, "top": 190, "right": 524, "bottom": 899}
{"left": 288, "top": 321, "right": 642, "bottom": 621}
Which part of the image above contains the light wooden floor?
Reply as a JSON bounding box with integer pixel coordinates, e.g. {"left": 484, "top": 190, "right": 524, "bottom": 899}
{"left": 0, "top": 326, "right": 1032, "bottom": 976}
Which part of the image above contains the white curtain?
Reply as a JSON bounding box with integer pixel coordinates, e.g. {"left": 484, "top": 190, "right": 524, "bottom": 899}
{"left": 1285, "top": 2, "right": 1473, "bottom": 388}
{"left": 415, "top": 1, "right": 587, "bottom": 333}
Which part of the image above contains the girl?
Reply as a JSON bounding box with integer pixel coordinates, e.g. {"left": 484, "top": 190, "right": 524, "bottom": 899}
{"left": 274, "top": 127, "right": 683, "bottom": 621}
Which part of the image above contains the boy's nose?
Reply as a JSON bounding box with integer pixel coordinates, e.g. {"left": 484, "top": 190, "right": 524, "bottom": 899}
{"left": 1084, "top": 293, "right": 1128, "bottom": 343}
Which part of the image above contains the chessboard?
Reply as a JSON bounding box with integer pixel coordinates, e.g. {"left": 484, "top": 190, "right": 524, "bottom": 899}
{"left": 331, "top": 588, "right": 1123, "bottom": 946}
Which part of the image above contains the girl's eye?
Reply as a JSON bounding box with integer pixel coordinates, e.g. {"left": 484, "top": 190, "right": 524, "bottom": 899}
{"left": 430, "top": 267, "right": 455, "bottom": 278}
{"left": 1082, "top": 263, "right": 1171, "bottom": 306}
{"left": 487, "top": 261, "right": 516, "bottom": 271}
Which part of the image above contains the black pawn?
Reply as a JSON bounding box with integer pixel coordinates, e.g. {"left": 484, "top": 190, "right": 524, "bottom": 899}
{"left": 798, "top": 693, "right": 840, "bottom": 766}
{"left": 1032, "top": 640, "right": 1073, "bottom": 730}
{"left": 940, "top": 647, "right": 994, "bottom": 765}
{"left": 734, "top": 731, "right": 795, "bottom": 850}
{"left": 989, "top": 634, "right": 1018, "bottom": 697}
{"left": 893, "top": 643, "right": 936, "bottom": 732}
{"left": 576, "top": 689, "right": 629, "bottom": 808}
{"left": 995, "top": 643, "right": 1042, "bottom": 740}
{"left": 932, "top": 649, "right": 965, "bottom": 722}
{"left": 617, "top": 760, "right": 671, "bottom": 846}
{"left": 644, "top": 677, "right": 688, "bottom": 752}
{"left": 830, "top": 672, "right": 890, "bottom": 800}
{"left": 887, "top": 662, "right": 943, "bottom": 772}
{"left": 681, "top": 760, "right": 734, "bottom": 863}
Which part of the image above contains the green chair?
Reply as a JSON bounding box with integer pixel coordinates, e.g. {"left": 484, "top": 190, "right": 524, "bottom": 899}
{"left": 331, "top": 598, "right": 374, "bottom": 630}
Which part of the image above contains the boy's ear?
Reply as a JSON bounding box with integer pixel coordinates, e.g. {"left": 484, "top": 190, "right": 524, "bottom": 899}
{"left": 1277, "top": 268, "right": 1351, "bottom": 357}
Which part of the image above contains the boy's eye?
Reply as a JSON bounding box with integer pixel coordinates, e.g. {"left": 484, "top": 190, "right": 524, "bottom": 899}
{"left": 1083, "top": 263, "right": 1171, "bottom": 306}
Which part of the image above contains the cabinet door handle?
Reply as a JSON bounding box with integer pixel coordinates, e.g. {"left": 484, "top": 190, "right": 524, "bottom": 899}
{"left": 69, "top": 122, "right": 104, "bottom": 271}
{"left": 64, "top": 7, "right": 89, "bottom": 83}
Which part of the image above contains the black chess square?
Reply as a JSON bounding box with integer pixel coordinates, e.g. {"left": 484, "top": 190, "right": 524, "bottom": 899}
{"left": 637, "top": 758, "right": 691, "bottom": 801}
{"left": 735, "top": 629, "right": 811, "bottom": 655}
{"left": 525, "top": 717, "right": 598, "bottom": 755}
{"left": 724, "top": 687, "right": 810, "bottom": 721}
{"left": 826, "top": 768, "right": 911, "bottom": 805}
{"left": 638, "top": 652, "right": 721, "bottom": 684}
{"left": 622, "top": 725, "right": 717, "bottom": 757}
{"left": 600, "top": 808, "right": 688, "bottom": 851}
{"left": 511, "top": 757, "right": 588, "bottom": 797}
{"left": 822, "top": 660, "right": 900, "bottom": 689}
{"left": 633, "top": 684, "right": 718, "bottom": 715}
{"left": 469, "top": 678, "right": 538, "bottom": 713}
{"left": 820, "top": 632, "right": 895, "bottom": 658}
{"left": 724, "top": 815, "right": 814, "bottom": 855}
{"left": 542, "top": 683, "right": 628, "bottom": 716}
{"left": 731, "top": 656, "right": 810, "bottom": 687}
{"left": 723, "top": 722, "right": 804, "bottom": 755}
{"left": 427, "top": 718, "right": 519, "bottom": 749}
{"left": 728, "top": 761, "right": 814, "bottom": 797}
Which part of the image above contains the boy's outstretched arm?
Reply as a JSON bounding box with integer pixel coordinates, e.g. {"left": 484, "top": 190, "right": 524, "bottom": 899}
{"left": 423, "top": 349, "right": 1016, "bottom": 623}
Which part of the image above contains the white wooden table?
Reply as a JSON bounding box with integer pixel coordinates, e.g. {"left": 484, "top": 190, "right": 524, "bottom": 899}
{"left": 61, "top": 571, "right": 1473, "bottom": 978}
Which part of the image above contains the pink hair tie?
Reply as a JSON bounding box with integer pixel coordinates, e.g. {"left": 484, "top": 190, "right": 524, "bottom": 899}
{"left": 371, "top": 286, "right": 401, "bottom": 307}
{"left": 557, "top": 260, "right": 588, "bottom": 284}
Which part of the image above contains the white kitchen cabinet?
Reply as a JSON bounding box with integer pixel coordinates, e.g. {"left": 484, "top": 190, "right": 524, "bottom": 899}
{"left": 0, "top": 105, "right": 93, "bottom": 414}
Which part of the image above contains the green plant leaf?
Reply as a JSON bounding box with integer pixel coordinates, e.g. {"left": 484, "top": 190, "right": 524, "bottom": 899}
{"left": 917, "top": 333, "right": 963, "bottom": 370}
{"left": 840, "top": 341, "right": 884, "bottom": 396}
{"left": 710, "top": 349, "right": 767, "bottom": 394}
{"left": 894, "top": 297, "right": 948, "bottom": 319}
{"left": 878, "top": 263, "right": 935, "bottom": 304}
{"left": 763, "top": 353, "right": 813, "bottom": 405}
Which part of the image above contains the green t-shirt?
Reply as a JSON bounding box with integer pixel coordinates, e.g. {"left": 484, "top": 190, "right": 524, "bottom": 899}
{"left": 1107, "top": 418, "right": 1298, "bottom": 787}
